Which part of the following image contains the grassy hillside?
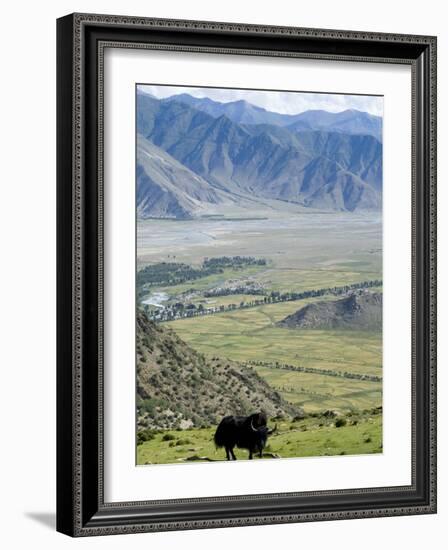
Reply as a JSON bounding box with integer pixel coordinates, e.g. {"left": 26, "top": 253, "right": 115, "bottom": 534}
{"left": 137, "top": 409, "right": 382, "bottom": 465}
{"left": 137, "top": 310, "right": 300, "bottom": 430}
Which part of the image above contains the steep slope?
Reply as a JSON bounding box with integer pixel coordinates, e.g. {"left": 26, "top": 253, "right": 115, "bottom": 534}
{"left": 137, "top": 135, "right": 239, "bottom": 219}
{"left": 277, "top": 291, "right": 382, "bottom": 330}
{"left": 289, "top": 131, "right": 383, "bottom": 191}
{"left": 137, "top": 311, "right": 300, "bottom": 430}
{"left": 303, "top": 172, "right": 379, "bottom": 211}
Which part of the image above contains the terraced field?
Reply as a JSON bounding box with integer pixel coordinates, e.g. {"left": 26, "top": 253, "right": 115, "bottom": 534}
{"left": 254, "top": 366, "right": 381, "bottom": 413}
{"left": 167, "top": 298, "right": 382, "bottom": 412}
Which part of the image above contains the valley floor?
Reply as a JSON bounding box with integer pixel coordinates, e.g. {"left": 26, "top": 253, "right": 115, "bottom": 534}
{"left": 168, "top": 300, "right": 382, "bottom": 413}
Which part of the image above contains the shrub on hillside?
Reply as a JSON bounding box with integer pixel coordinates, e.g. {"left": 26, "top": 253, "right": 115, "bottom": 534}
{"left": 137, "top": 429, "right": 155, "bottom": 445}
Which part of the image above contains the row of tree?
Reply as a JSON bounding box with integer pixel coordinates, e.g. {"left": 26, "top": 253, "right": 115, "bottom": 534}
{"left": 144, "top": 279, "right": 382, "bottom": 323}
{"left": 246, "top": 359, "right": 382, "bottom": 383}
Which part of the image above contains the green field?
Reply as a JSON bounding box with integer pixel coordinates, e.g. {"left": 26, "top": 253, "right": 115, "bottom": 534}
{"left": 166, "top": 297, "right": 382, "bottom": 412}
{"left": 256, "top": 267, "right": 381, "bottom": 293}
{"left": 168, "top": 301, "right": 382, "bottom": 376}
{"left": 255, "top": 366, "right": 381, "bottom": 412}
{"left": 190, "top": 293, "right": 264, "bottom": 308}
{"left": 137, "top": 413, "right": 382, "bottom": 465}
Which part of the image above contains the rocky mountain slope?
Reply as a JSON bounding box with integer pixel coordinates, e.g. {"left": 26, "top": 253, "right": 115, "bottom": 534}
{"left": 136, "top": 310, "right": 300, "bottom": 430}
{"left": 137, "top": 136, "right": 239, "bottom": 219}
{"left": 277, "top": 291, "right": 382, "bottom": 330}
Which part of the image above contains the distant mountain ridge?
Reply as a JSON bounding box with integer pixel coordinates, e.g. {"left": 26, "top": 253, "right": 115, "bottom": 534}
{"left": 136, "top": 90, "right": 383, "bottom": 218}
{"left": 155, "top": 92, "right": 382, "bottom": 141}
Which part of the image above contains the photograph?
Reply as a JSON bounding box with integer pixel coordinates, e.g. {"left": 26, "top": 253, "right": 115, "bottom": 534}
{"left": 135, "top": 84, "right": 384, "bottom": 465}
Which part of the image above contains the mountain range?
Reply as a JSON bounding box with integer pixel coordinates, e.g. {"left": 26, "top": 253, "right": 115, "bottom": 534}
{"left": 158, "top": 92, "right": 383, "bottom": 141}
{"left": 136, "top": 90, "right": 383, "bottom": 218}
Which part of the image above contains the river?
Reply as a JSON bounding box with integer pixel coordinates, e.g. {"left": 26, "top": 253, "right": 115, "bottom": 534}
{"left": 141, "top": 291, "right": 168, "bottom": 309}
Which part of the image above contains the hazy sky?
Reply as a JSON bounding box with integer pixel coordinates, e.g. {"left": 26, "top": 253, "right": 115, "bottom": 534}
{"left": 138, "top": 84, "right": 383, "bottom": 117}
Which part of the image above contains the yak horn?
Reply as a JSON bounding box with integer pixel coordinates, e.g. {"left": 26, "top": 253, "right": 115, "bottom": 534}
{"left": 267, "top": 424, "right": 277, "bottom": 435}
{"left": 250, "top": 419, "right": 259, "bottom": 432}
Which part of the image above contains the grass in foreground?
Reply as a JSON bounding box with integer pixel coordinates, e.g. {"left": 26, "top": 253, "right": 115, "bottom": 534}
{"left": 137, "top": 413, "right": 382, "bottom": 465}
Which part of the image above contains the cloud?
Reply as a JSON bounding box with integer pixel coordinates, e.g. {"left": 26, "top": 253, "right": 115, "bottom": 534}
{"left": 138, "top": 84, "right": 383, "bottom": 117}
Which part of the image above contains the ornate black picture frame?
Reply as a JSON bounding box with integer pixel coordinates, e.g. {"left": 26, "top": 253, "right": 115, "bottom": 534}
{"left": 57, "top": 13, "right": 437, "bottom": 536}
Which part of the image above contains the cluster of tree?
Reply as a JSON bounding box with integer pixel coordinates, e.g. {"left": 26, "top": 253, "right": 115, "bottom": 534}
{"left": 203, "top": 256, "right": 267, "bottom": 269}
{"left": 203, "top": 285, "right": 265, "bottom": 298}
{"left": 137, "top": 256, "right": 267, "bottom": 291}
{"left": 247, "top": 359, "right": 382, "bottom": 383}
{"left": 137, "top": 261, "right": 220, "bottom": 288}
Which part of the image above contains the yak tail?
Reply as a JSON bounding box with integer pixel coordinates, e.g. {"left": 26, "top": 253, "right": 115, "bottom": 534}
{"left": 213, "top": 423, "right": 225, "bottom": 448}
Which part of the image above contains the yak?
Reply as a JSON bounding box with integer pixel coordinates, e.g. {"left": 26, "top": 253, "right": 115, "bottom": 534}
{"left": 214, "top": 412, "right": 277, "bottom": 460}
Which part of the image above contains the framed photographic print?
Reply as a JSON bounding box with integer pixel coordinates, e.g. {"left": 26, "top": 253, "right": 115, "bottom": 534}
{"left": 56, "top": 13, "right": 437, "bottom": 536}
